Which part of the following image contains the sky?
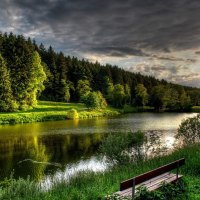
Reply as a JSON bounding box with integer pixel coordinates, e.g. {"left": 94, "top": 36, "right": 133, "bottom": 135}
{"left": 0, "top": 0, "right": 200, "bottom": 88}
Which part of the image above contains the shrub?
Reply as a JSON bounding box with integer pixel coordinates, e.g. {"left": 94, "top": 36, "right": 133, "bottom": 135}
{"left": 176, "top": 114, "right": 200, "bottom": 145}
{"left": 99, "top": 131, "right": 145, "bottom": 164}
{"left": 83, "top": 91, "right": 107, "bottom": 109}
{"left": 67, "top": 109, "right": 79, "bottom": 119}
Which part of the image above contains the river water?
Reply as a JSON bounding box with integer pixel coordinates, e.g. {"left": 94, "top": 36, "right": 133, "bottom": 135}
{"left": 0, "top": 112, "right": 197, "bottom": 185}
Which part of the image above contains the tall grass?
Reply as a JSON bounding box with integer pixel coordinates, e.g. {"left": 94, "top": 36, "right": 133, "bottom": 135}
{"left": 1, "top": 144, "right": 200, "bottom": 199}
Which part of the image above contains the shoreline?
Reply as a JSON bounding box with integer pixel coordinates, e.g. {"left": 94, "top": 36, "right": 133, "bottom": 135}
{"left": 1, "top": 143, "right": 199, "bottom": 199}
{"left": 0, "top": 101, "right": 199, "bottom": 125}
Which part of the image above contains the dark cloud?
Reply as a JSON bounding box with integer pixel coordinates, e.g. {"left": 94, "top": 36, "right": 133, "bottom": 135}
{"left": 1, "top": 0, "right": 200, "bottom": 56}
{"left": 0, "top": 0, "right": 200, "bottom": 87}
{"left": 150, "top": 55, "right": 197, "bottom": 62}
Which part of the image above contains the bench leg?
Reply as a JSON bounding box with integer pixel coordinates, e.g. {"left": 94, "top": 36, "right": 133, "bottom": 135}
{"left": 176, "top": 163, "right": 179, "bottom": 180}
{"left": 132, "top": 179, "right": 135, "bottom": 200}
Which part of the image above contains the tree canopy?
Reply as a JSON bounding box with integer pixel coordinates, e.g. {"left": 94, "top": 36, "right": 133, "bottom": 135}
{"left": 0, "top": 32, "right": 199, "bottom": 112}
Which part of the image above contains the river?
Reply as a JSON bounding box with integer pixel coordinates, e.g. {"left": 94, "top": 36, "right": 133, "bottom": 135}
{"left": 0, "top": 112, "right": 197, "bottom": 185}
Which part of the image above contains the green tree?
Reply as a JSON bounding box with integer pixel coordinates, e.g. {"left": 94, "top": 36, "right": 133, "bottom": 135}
{"left": 165, "top": 87, "right": 179, "bottom": 110}
{"left": 124, "top": 84, "right": 131, "bottom": 104}
{"left": 0, "top": 54, "right": 16, "bottom": 111}
{"left": 76, "top": 80, "right": 91, "bottom": 102}
{"left": 176, "top": 114, "right": 200, "bottom": 145}
{"left": 135, "top": 84, "right": 148, "bottom": 106}
{"left": 150, "top": 85, "right": 170, "bottom": 111}
{"left": 83, "top": 91, "right": 107, "bottom": 109}
{"left": 26, "top": 51, "right": 46, "bottom": 107}
{"left": 113, "top": 84, "right": 125, "bottom": 108}
{"left": 105, "top": 77, "right": 114, "bottom": 104}
{"left": 58, "top": 79, "right": 71, "bottom": 102}
{"left": 179, "top": 89, "right": 191, "bottom": 111}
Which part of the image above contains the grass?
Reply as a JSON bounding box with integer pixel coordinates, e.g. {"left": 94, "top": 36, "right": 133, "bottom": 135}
{"left": 192, "top": 106, "right": 200, "bottom": 113}
{"left": 0, "top": 101, "right": 120, "bottom": 125}
{"left": 1, "top": 144, "right": 200, "bottom": 199}
{"left": 0, "top": 101, "right": 198, "bottom": 125}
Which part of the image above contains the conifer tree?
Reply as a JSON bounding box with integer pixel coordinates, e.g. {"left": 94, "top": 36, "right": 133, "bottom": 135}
{"left": 0, "top": 54, "right": 16, "bottom": 111}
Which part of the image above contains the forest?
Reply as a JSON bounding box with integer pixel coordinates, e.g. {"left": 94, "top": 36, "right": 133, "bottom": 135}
{"left": 0, "top": 32, "right": 200, "bottom": 112}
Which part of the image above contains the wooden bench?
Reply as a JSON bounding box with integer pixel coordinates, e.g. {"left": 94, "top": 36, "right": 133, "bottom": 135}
{"left": 115, "top": 158, "right": 185, "bottom": 199}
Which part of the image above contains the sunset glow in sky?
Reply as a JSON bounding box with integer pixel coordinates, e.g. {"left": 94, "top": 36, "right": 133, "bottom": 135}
{"left": 0, "top": 0, "right": 200, "bottom": 87}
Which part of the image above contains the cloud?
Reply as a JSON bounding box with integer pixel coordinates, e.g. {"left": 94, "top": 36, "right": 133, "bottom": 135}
{"left": 1, "top": 0, "right": 200, "bottom": 55}
{"left": 150, "top": 55, "right": 197, "bottom": 63}
{"left": 128, "top": 63, "right": 200, "bottom": 88}
{"left": 0, "top": 0, "right": 200, "bottom": 87}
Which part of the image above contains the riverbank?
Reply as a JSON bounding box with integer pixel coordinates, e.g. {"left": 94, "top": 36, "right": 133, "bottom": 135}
{"left": 0, "top": 101, "right": 120, "bottom": 125}
{"left": 0, "top": 101, "right": 198, "bottom": 125}
{"left": 1, "top": 144, "right": 200, "bottom": 199}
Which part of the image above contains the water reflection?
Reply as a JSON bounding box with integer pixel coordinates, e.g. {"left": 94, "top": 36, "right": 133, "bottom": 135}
{"left": 0, "top": 133, "right": 104, "bottom": 181}
{"left": 0, "top": 112, "right": 197, "bottom": 182}
{"left": 40, "top": 157, "right": 107, "bottom": 190}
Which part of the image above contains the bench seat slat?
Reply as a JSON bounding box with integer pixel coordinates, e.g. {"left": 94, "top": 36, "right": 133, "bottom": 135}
{"left": 115, "top": 173, "right": 182, "bottom": 197}
{"left": 120, "top": 158, "right": 185, "bottom": 191}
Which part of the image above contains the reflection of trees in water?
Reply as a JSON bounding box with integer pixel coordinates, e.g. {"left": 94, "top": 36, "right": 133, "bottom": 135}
{"left": 0, "top": 136, "right": 49, "bottom": 181}
{"left": 0, "top": 132, "right": 104, "bottom": 181}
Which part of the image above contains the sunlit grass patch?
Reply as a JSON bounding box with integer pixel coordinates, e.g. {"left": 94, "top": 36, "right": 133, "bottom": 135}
{"left": 192, "top": 106, "right": 200, "bottom": 113}
{"left": 0, "top": 101, "right": 120, "bottom": 125}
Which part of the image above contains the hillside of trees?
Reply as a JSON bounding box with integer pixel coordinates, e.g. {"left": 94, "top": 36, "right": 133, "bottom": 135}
{"left": 0, "top": 32, "right": 199, "bottom": 112}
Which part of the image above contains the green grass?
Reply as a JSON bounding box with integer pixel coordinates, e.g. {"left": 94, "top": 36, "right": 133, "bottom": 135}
{"left": 0, "top": 101, "right": 120, "bottom": 125}
{"left": 0, "top": 101, "right": 198, "bottom": 125}
{"left": 1, "top": 144, "right": 200, "bottom": 199}
{"left": 192, "top": 106, "right": 200, "bottom": 113}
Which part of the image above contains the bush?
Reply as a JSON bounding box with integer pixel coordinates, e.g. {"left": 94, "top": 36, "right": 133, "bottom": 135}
{"left": 67, "top": 109, "right": 79, "bottom": 119}
{"left": 176, "top": 114, "right": 200, "bottom": 145}
{"left": 99, "top": 131, "right": 145, "bottom": 164}
{"left": 83, "top": 91, "right": 107, "bottom": 109}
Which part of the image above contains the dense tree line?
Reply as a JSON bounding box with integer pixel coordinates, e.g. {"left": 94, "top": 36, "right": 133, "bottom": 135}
{"left": 0, "top": 32, "right": 199, "bottom": 112}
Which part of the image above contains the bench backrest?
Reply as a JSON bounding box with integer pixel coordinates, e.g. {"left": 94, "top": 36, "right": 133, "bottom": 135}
{"left": 120, "top": 158, "right": 185, "bottom": 191}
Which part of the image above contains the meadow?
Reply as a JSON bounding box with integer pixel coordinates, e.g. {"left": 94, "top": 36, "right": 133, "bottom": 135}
{"left": 0, "top": 101, "right": 120, "bottom": 125}
{"left": 1, "top": 100, "right": 198, "bottom": 126}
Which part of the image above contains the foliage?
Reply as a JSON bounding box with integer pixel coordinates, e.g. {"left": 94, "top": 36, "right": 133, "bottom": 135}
{"left": 179, "top": 89, "right": 191, "bottom": 111}
{"left": 176, "top": 114, "right": 200, "bottom": 144}
{"left": 124, "top": 84, "right": 131, "bottom": 105}
{"left": 112, "top": 84, "right": 126, "bottom": 108}
{"left": 83, "top": 91, "right": 107, "bottom": 109}
{"left": 76, "top": 79, "right": 91, "bottom": 101}
{"left": 99, "top": 131, "right": 145, "bottom": 164}
{"left": 135, "top": 83, "right": 149, "bottom": 106}
{"left": 105, "top": 77, "right": 114, "bottom": 103}
{"left": 0, "top": 32, "right": 198, "bottom": 112}
{"left": 0, "top": 34, "right": 46, "bottom": 110}
{"left": 167, "top": 87, "right": 179, "bottom": 110}
{"left": 57, "top": 79, "right": 73, "bottom": 102}
{"left": 150, "top": 85, "right": 170, "bottom": 111}
{"left": 0, "top": 54, "right": 17, "bottom": 112}
{"left": 26, "top": 51, "right": 47, "bottom": 107}
{"left": 66, "top": 108, "right": 79, "bottom": 119}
